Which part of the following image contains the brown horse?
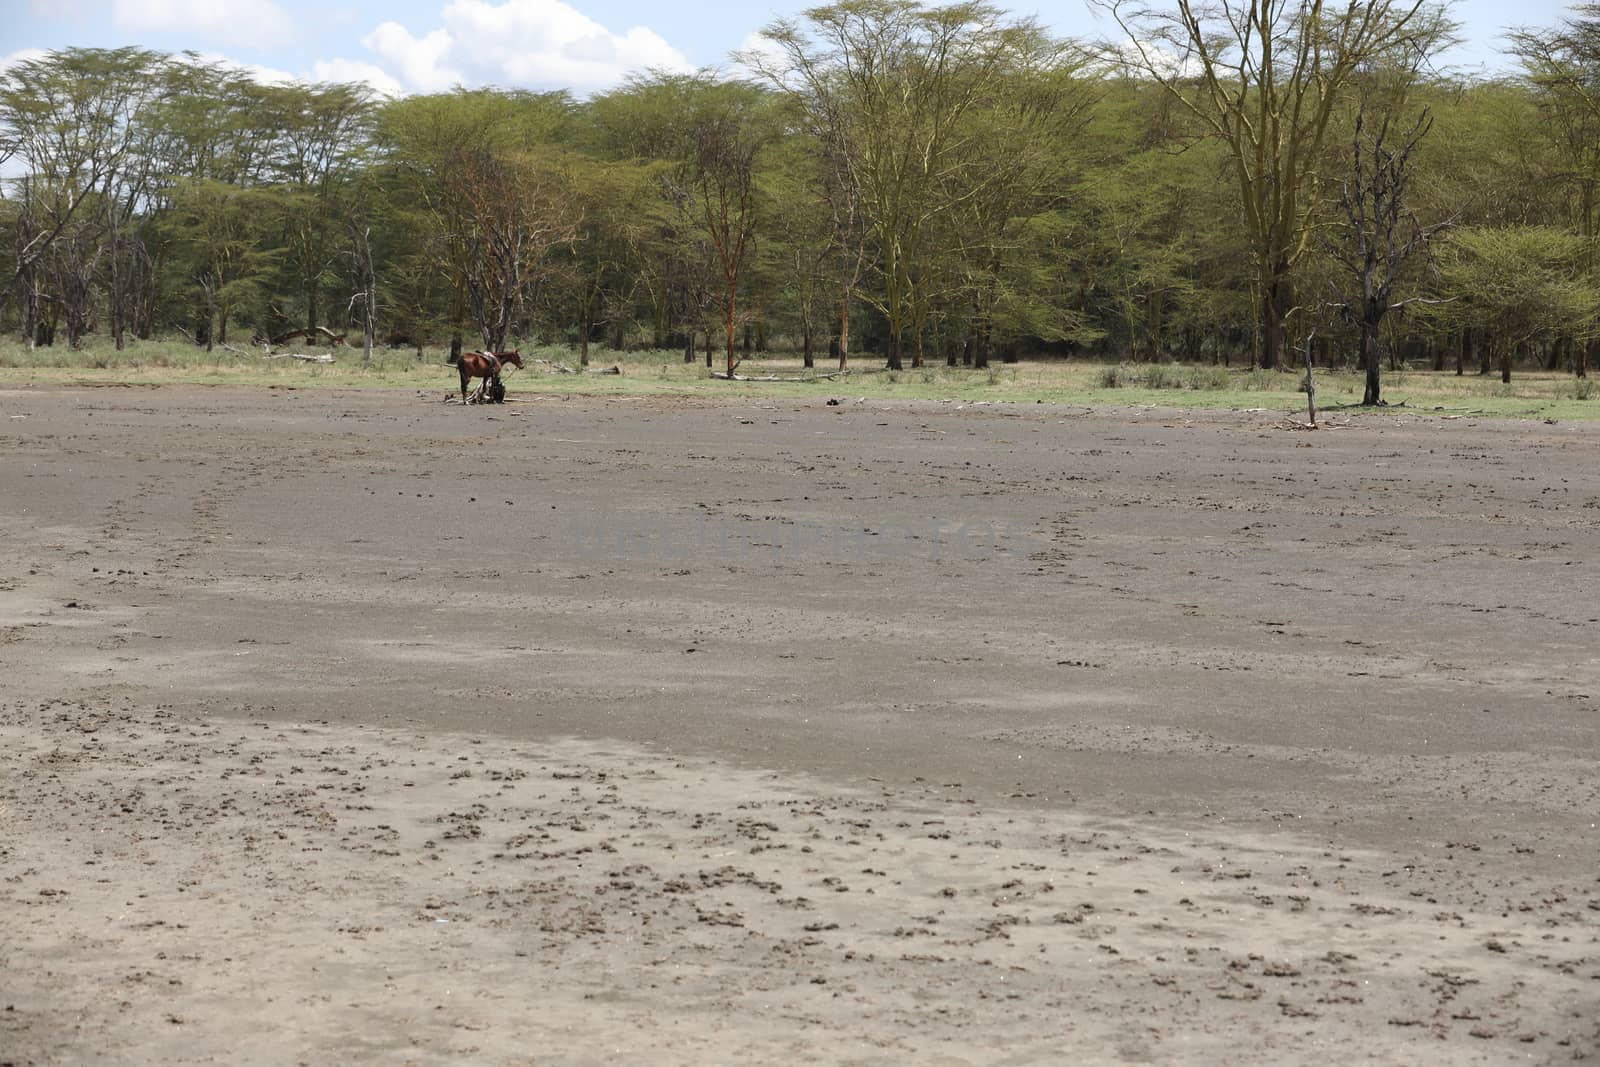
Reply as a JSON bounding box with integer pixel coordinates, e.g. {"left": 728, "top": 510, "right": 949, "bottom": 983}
{"left": 456, "top": 349, "right": 523, "bottom": 403}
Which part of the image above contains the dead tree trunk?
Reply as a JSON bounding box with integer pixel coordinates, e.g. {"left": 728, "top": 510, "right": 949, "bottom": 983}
{"left": 348, "top": 222, "right": 377, "bottom": 362}
{"left": 837, "top": 298, "right": 850, "bottom": 372}
{"left": 1331, "top": 106, "right": 1447, "bottom": 407}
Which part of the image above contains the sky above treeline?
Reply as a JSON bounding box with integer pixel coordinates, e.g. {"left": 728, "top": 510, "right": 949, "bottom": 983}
{"left": 0, "top": 0, "right": 1579, "bottom": 98}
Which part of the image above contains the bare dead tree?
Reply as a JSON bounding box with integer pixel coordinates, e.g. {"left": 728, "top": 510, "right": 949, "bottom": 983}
{"left": 1328, "top": 105, "right": 1451, "bottom": 405}
{"left": 47, "top": 219, "right": 104, "bottom": 347}
{"left": 449, "top": 150, "right": 581, "bottom": 354}
{"left": 13, "top": 188, "right": 43, "bottom": 348}
{"left": 346, "top": 220, "right": 377, "bottom": 361}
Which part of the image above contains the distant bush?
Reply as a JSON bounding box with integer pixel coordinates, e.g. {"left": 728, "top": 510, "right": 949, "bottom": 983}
{"left": 1096, "top": 363, "right": 1231, "bottom": 390}
{"left": 1096, "top": 364, "right": 1130, "bottom": 388}
{"left": 1142, "top": 363, "right": 1183, "bottom": 389}
{"left": 1239, "top": 369, "right": 1288, "bottom": 391}
{"left": 1183, "top": 367, "right": 1231, "bottom": 390}
{"left": 1575, "top": 377, "right": 1595, "bottom": 400}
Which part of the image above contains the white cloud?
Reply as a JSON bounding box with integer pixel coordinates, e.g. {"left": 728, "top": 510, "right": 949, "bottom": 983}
{"left": 360, "top": 0, "right": 692, "bottom": 96}
{"left": 183, "top": 50, "right": 299, "bottom": 86}
{"left": 364, "top": 21, "right": 462, "bottom": 93}
{"left": 309, "top": 57, "right": 406, "bottom": 97}
{"left": 0, "top": 48, "right": 49, "bottom": 75}
{"left": 1103, "top": 35, "right": 1199, "bottom": 80}
{"left": 729, "top": 30, "right": 786, "bottom": 83}
{"left": 113, "top": 0, "right": 294, "bottom": 48}
{"left": 163, "top": 50, "right": 398, "bottom": 97}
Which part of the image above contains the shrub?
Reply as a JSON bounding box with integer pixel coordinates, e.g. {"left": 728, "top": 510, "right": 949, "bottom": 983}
{"left": 1184, "top": 366, "right": 1231, "bottom": 390}
{"left": 1239, "top": 369, "right": 1288, "bottom": 391}
{"left": 1142, "top": 363, "right": 1183, "bottom": 389}
{"left": 1096, "top": 364, "right": 1129, "bottom": 388}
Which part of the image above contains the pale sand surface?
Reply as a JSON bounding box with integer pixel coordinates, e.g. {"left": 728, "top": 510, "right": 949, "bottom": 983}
{"left": 1, "top": 384, "right": 1597, "bottom": 1063}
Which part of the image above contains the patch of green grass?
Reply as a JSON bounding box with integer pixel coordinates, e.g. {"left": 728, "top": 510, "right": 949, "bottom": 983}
{"left": 4, "top": 337, "right": 1599, "bottom": 420}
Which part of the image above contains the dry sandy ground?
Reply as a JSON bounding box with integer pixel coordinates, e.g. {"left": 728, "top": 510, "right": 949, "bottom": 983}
{"left": 1, "top": 384, "right": 1597, "bottom": 1064}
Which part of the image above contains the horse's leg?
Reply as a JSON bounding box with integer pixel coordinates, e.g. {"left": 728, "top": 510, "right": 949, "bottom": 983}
{"left": 459, "top": 363, "right": 470, "bottom": 403}
{"left": 475, "top": 356, "right": 499, "bottom": 404}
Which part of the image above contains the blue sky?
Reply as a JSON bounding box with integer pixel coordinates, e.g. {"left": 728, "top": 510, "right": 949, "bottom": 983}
{"left": 0, "top": 0, "right": 1578, "bottom": 97}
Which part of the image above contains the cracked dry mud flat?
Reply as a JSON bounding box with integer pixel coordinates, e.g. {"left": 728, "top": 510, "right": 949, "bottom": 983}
{"left": 1, "top": 385, "right": 1598, "bottom": 1064}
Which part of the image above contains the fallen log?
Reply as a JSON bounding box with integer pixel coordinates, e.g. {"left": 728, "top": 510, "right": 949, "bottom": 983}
{"left": 711, "top": 370, "right": 847, "bottom": 382}
{"left": 253, "top": 326, "right": 348, "bottom": 347}
{"left": 526, "top": 360, "right": 621, "bottom": 375}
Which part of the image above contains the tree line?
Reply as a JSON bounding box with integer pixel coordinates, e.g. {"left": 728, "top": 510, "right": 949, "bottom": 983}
{"left": 5, "top": 0, "right": 1600, "bottom": 404}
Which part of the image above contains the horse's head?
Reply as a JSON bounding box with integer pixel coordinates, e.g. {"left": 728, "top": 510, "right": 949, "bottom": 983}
{"left": 498, "top": 350, "right": 524, "bottom": 370}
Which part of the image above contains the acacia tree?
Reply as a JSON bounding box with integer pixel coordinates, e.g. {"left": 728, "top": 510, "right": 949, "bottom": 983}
{"left": 163, "top": 179, "right": 279, "bottom": 348}
{"left": 1105, "top": 0, "right": 1434, "bottom": 368}
{"left": 377, "top": 88, "right": 574, "bottom": 358}
{"left": 1081, "top": 150, "right": 1203, "bottom": 361}
{"left": 0, "top": 48, "right": 167, "bottom": 344}
{"left": 743, "top": 31, "right": 867, "bottom": 370}
{"left": 584, "top": 75, "right": 705, "bottom": 358}
{"left": 1329, "top": 105, "right": 1449, "bottom": 405}
{"left": 136, "top": 61, "right": 266, "bottom": 340}
{"left": 447, "top": 149, "right": 581, "bottom": 352}
{"left": 943, "top": 44, "right": 1094, "bottom": 366}
{"left": 749, "top": 0, "right": 1043, "bottom": 370}
{"left": 1509, "top": 5, "right": 1600, "bottom": 376}
{"left": 90, "top": 51, "right": 166, "bottom": 350}
{"left": 1434, "top": 227, "right": 1600, "bottom": 383}
{"left": 683, "top": 81, "right": 774, "bottom": 377}
{"left": 262, "top": 83, "right": 375, "bottom": 333}
{"left": 763, "top": 132, "right": 841, "bottom": 368}
{"left": 563, "top": 155, "right": 655, "bottom": 364}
